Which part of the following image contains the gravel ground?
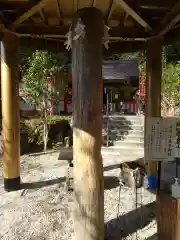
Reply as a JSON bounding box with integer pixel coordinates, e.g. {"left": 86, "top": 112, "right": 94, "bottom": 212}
{"left": 0, "top": 152, "right": 158, "bottom": 240}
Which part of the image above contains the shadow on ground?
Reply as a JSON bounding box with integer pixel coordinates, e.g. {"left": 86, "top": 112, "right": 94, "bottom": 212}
{"left": 102, "top": 116, "right": 133, "bottom": 146}
{"left": 21, "top": 175, "right": 119, "bottom": 191}
{"left": 146, "top": 234, "right": 158, "bottom": 239}
{"left": 104, "top": 164, "right": 120, "bottom": 172}
{"left": 21, "top": 177, "right": 66, "bottom": 190}
{"left": 104, "top": 176, "right": 120, "bottom": 190}
{"left": 105, "top": 201, "right": 156, "bottom": 239}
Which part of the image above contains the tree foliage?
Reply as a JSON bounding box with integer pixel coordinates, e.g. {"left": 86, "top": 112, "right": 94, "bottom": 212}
{"left": 21, "top": 50, "right": 67, "bottom": 150}
{"left": 162, "top": 62, "right": 180, "bottom": 116}
{"left": 22, "top": 50, "right": 66, "bottom": 107}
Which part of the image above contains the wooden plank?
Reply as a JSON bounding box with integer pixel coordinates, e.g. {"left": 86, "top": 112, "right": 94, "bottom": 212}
{"left": 13, "top": 0, "right": 49, "bottom": 25}
{"left": 106, "top": 0, "right": 114, "bottom": 23}
{"left": 152, "top": 0, "right": 180, "bottom": 36}
{"left": 72, "top": 8, "right": 104, "bottom": 240}
{"left": 115, "top": 0, "right": 152, "bottom": 31}
{"left": 157, "top": 194, "right": 180, "bottom": 240}
{"left": 39, "top": 9, "right": 48, "bottom": 24}
{"left": 56, "top": 0, "right": 63, "bottom": 23}
{"left": 159, "top": 7, "right": 180, "bottom": 35}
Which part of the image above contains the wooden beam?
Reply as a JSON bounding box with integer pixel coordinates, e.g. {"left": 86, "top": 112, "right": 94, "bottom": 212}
{"left": 0, "top": 2, "right": 35, "bottom": 11}
{"left": 20, "top": 37, "right": 146, "bottom": 55}
{"left": 14, "top": 24, "right": 68, "bottom": 35}
{"left": 17, "top": 32, "right": 147, "bottom": 42}
{"left": 92, "top": 0, "right": 97, "bottom": 7}
{"left": 14, "top": 24, "right": 147, "bottom": 38}
{"left": 13, "top": 0, "right": 49, "bottom": 25}
{"left": 107, "top": 0, "right": 114, "bottom": 23}
{"left": 39, "top": 9, "right": 48, "bottom": 24}
{"left": 73, "top": 0, "right": 78, "bottom": 13}
{"left": 56, "top": 0, "right": 63, "bottom": 24}
{"left": 165, "top": 25, "right": 180, "bottom": 44}
{"left": 152, "top": 0, "right": 180, "bottom": 36}
{"left": 115, "top": 0, "right": 152, "bottom": 31}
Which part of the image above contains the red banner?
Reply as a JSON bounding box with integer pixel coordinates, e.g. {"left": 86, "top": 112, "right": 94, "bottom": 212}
{"left": 140, "top": 72, "right": 146, "bottom": 99}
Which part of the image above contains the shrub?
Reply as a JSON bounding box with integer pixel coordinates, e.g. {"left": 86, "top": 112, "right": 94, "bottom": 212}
{"left": 20, "top": 115, "right": 72, "bottom": 153}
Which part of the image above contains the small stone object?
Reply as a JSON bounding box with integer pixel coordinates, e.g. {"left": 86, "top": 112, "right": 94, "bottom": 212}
{"left": 119, "top": 162, "right": 144, "bottom": 188}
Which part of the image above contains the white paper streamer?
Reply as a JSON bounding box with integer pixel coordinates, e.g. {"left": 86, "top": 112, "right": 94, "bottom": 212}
{"left": 65, "top": 20, "right": 110, "bottom": 50}
{"left": 103, "top": 25, "right": 110, "bottom": 49}
{"left": 64, "top": 18, "right": 86, "bottom": 50}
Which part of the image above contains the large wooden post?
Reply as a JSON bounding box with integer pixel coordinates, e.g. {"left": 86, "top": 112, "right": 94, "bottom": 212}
{"left": 72, "top": 8, "right": 104, "bottom": 240}
{"left": 1, "top": 32, "right": 20, "bottom": 191}
{"left": 145, "top": 37, "right": 163, "bottom": 189}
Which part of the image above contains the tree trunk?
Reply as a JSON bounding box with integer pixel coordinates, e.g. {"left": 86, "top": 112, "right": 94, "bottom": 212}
{"left": 72, "top": 7, "right": 104, "bottom": 240}
{"left": 43, "top": 102, "right": 48, "bottom": 151}
{"left": 43, "top": 121, "right": 48, "bottom": 151}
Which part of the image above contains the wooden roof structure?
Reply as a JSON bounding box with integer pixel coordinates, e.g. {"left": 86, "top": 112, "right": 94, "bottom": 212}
{"left": 0, "top": 0, "right": 180, "bottom": 54}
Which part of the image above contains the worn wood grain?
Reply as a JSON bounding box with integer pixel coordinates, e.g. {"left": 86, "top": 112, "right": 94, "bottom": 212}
{"left": 157, "top": 194, "right": 180, "bottom": 240}
{"left": 72, "top": 7, "right": 104, "bottom": 240}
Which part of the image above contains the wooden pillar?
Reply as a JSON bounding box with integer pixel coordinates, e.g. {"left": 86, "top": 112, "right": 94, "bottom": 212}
{"left": 1, "top": 32, "right": 20, "bottom": 191}
{"left": 72, "top": 8, "right": 104, "bottom": 240}
{"left": 157, "top": 194, "right": 180, "bottom": 240}
{"left": 145, "top": 37, "right": 163, "bottom": 189}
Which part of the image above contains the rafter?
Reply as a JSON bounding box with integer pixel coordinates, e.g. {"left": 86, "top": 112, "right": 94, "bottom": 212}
{"left": 40, "top": 9, "right": 48, "bottom": 24}
{"left": 115, "top": 0, "right": 152, "bottom": 31}
{"left": 13, "top": 0, "right": 49, "bottom": 25}
{"left": 14, "top": 24, "right": 68, "bottom": 35}
{"left": 106, "top": 0, "right": 114, "bottom": 23}
{"left": 92, "top": 0, "right": 97, "bottom": 7}
{"left": 56, "top": 0, "right": 63, "bottom": 24}
{"left": 153, "top": 0, "right": 180, "bottom": 36}
{"left": 73, "top": 0, "right": 78, "bottom": 13}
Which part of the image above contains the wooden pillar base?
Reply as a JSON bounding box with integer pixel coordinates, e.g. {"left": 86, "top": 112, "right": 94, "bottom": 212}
{"left": 4, "top": 177, "right": 21, "bottom": 192}
{"left": 157, "top": 194, "right": 180, "bottom": 240}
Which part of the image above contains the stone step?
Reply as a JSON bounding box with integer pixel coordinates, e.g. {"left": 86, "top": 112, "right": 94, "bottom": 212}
{"left": 118, "top": 134, "right": 144, "bottom": 141}
{"left": 107, "top": 124, "right": 144, "bottom": 131}
{"left": 103, "top": 115, "right": 144, "bottom": 122}
{"left": 103, "top": 117, "right": 143, "bottom": 125}
{"left": 102, "top": 130, "right": 144, "bottom": 142}
{"left": 102, "top": 155, "right": 144, "bottom": 166}
{"left": 104, "top": 113, "right": 144, "bottom": 119}
{"left": 101, "top": 146, "right": 144, "bottom": 154}
{"left": 101, "top": 150, "right": 144, "bottom": 164}
{"left": 103, "top": 119, "right": 144, "bottom": 126}
{"left": 114, "top": 140, "right": 144, "bottom": 148}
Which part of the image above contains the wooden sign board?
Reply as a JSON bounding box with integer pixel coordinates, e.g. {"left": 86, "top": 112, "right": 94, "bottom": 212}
{"left": 145, "top": 117, "right": 177, "bottom": 161}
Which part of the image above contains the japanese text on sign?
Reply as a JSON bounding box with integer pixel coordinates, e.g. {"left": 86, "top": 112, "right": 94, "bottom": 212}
{"left": 145, "top": 117, "right": 176, "bottom": 161}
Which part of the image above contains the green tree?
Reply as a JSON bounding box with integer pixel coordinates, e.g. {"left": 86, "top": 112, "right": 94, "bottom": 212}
{"left": 22, "top": 50, "right": 66, "bottom": 150}
{"left": 162, "top": 62, "right": 180, "bottom": 116}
